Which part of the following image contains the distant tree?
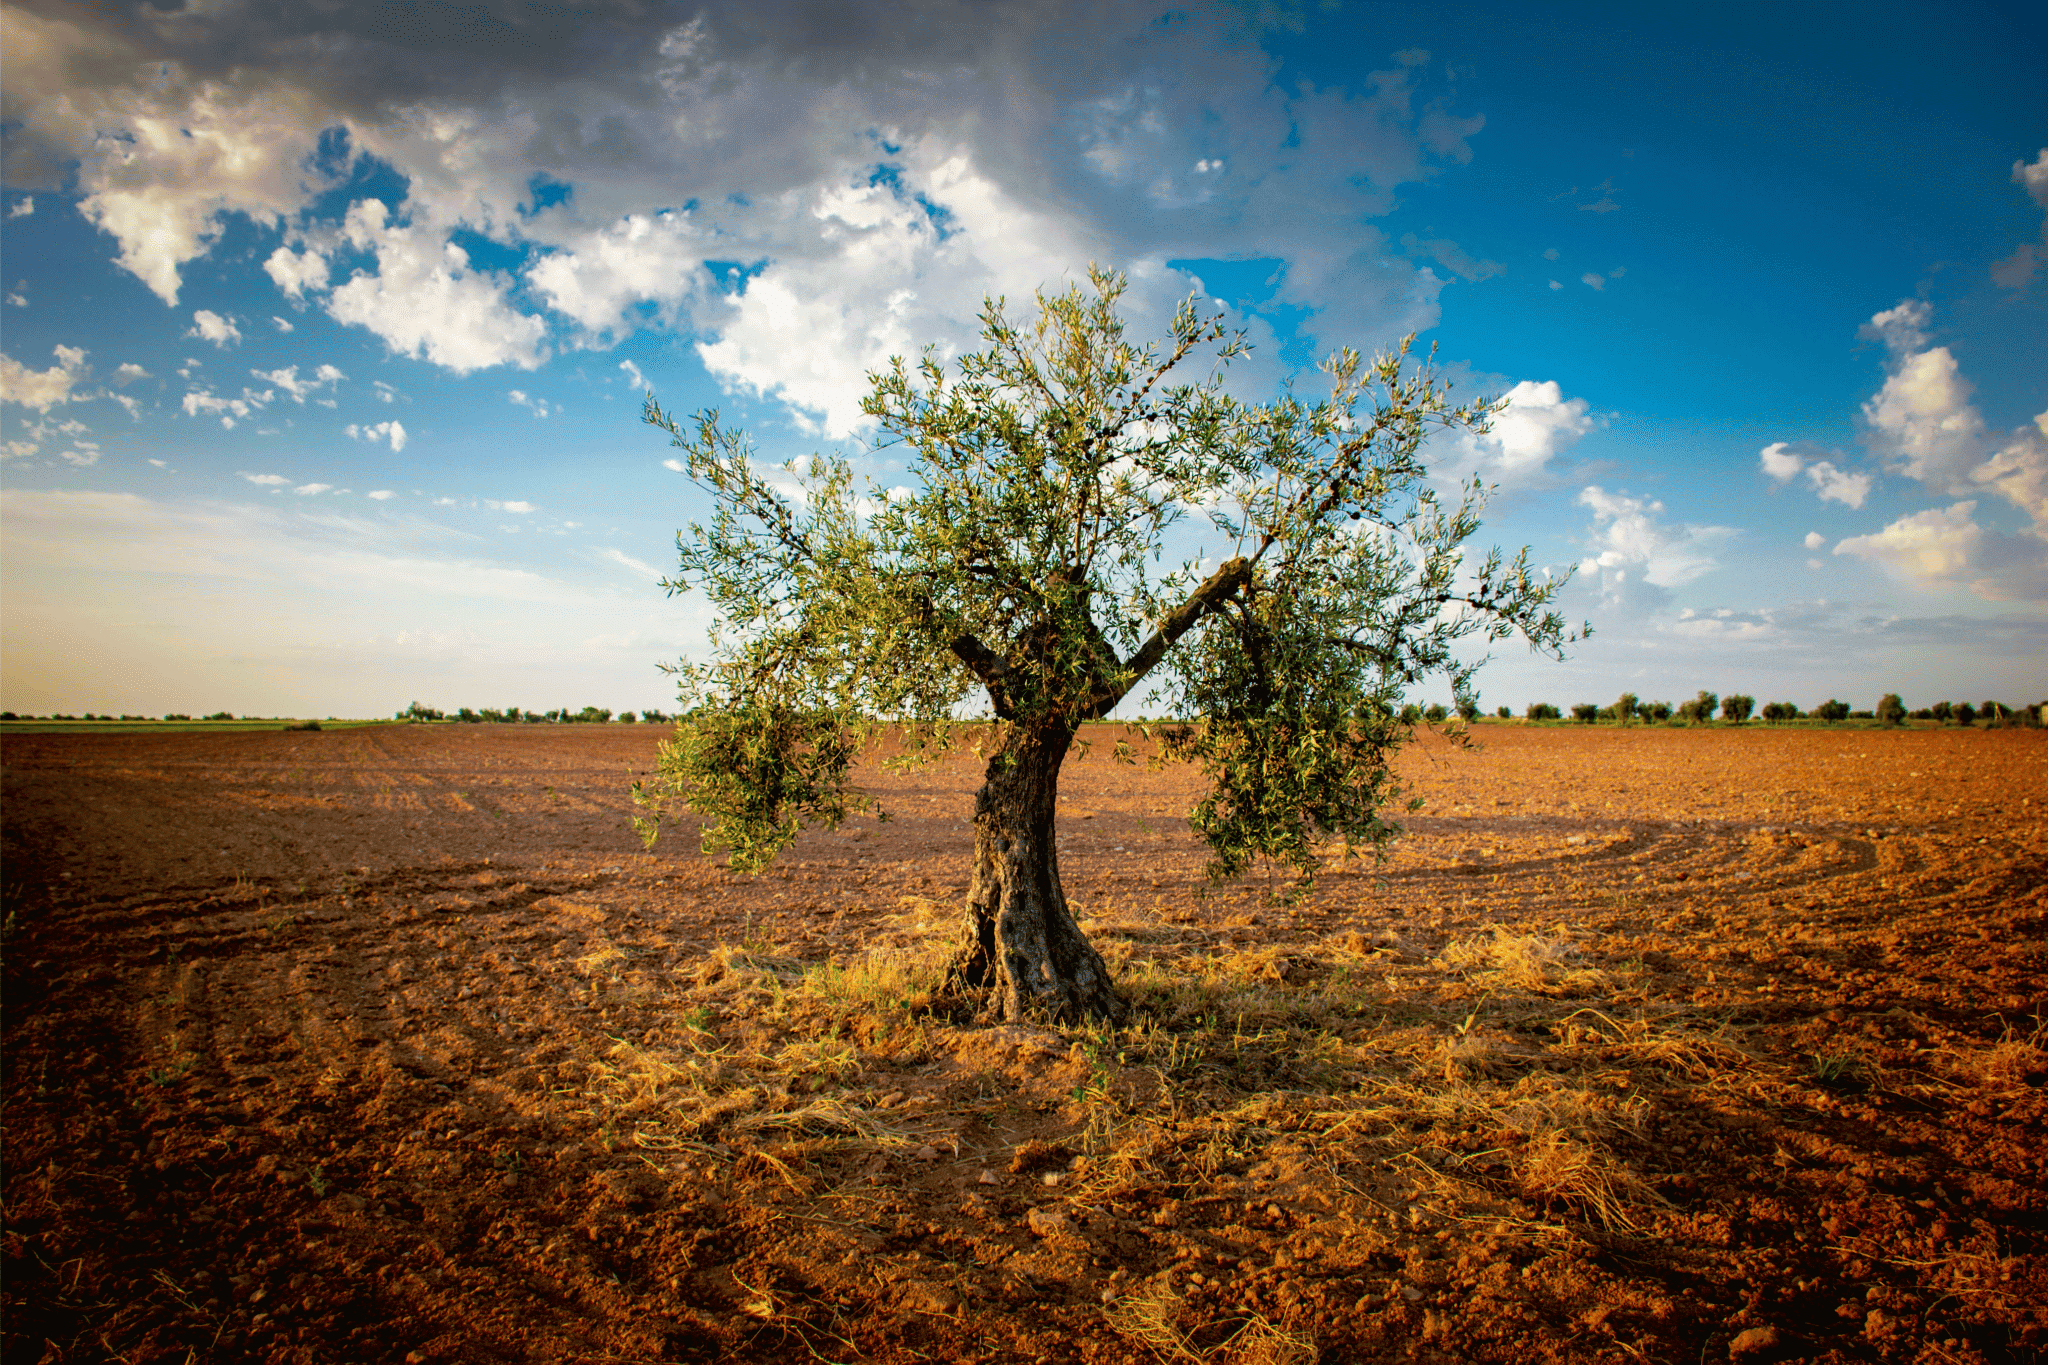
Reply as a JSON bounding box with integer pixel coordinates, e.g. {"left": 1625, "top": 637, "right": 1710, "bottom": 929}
{"left": 1571, "top": 703, "right": 1600, "bottom": 723}
{"left": 1424, "top": 703, "right": 1450, "bottom": 724}
{"left": 1677, "top": 690, "right": 1718, "bottom": 724}
{"left": 401, "top": 702, "right": 441, "bottom": 722}
{"left": 164, "top": 713, "right": 191, "bottom": 721}
{"left": 1876, "top": 693, "right": 1908, "bottom": 727}
{"left": 1398, "top": 703, "right": 1424, "bottom": 726}
{"left": 1951, "top": 701, "right": 1975, "bottom": 727}
{"left": 1978, "top": 700, "right": 2004, "bottom": 724}
{"left": 642, "top": 708, "right": 669, "bottom": 724}
{"left": 1454, "top": 697, "right": 1480, "bottom": 721}
{"left": 1614, "top": 691, "right": 1639, "bottom": 725}
{"left": 633, "top": 270, "right": 1579, "bottom": 1022}
{"left": 1812, "top": 698, "right": 1850, "bottom": 723}
{"left": 1759, "top": 701, "right": 1799, "bottom": 722}
{"left": 456, "top": 707, "right": 482, "bottom": 723}
{"left": 1930, "top": 700, "right": 1953, "bottom": 723}
{"left": 1525, "top": 701, "right": 1561, "bottom": 721}
{"left": 1495, "top": 705, "right": 1511, "bottom": 719}
{"left": 1643, "top": 699, "right": 1673, "bottom": 723}
{"left": 206, "top": 711, "right": 236, "bottom": 721}
{"left": 576, "top": 706, "right": 614, "bottom": 724}
{"left": 1721, "top": 694, "right": 1755, "bottom": 724}
{"left": 620, "top": 711, "right": 639, "bottom": 724}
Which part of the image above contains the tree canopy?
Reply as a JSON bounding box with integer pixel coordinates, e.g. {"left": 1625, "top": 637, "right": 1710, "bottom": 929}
{"left": 635, "top": 268, "right": 1580, "bottom": 1021}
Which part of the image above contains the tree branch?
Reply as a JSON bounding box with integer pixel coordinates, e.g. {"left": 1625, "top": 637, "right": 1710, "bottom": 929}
{"left": 1092, "top": 554, "right": 1251, "bottom": 713}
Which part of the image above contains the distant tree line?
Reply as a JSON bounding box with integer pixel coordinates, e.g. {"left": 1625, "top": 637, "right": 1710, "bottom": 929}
{"left": 397, "top": 701, "right": 674, "bottom": 725}
{"left": 1497, "top": 690, "right": 2044, "bottom": 728}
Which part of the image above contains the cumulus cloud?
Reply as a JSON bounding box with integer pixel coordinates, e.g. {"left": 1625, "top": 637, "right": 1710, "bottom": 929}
{"left": 1, "top": 345, "right": 89, "bottom": 411}
{"left": 271, "top": 315, "right": 295, "bottom": 333}
{"left": 240, "top": 472, "right": 289, "bottom": 485}
{"left": 507, "top": 389, "right": 552, "bottom": 417}
{"left": 323, "top": 200, "right": 548, "bottom": 373}
{"left": 1803, "top": 531, "right": 1825, "bottom": 550}
{"left": 486, "top": 499, "right": 538, "bottom": 514}
{"left": 1579, "top": 272, "right": 1604, "bottom": 290}
{"left": 366, "top": 489, "right": 396, "bottom": 500}
{"left": 8, "top": 197, "right": 32, "bottom": 218}
{"left": 293, "top": 482, "right": 335, "bottom": 495}
{"left": 186, "top": 310, "right": 242, "bottom": 349}
{"left": 1578, "top": 485, "right": 1736, "bottom": 595}
{"left": 344, "top": 419, "right": 407, "bottom": 451}
{"left": 1855, "top": 299, "right": 2046, "bottom": 525}
{"left": 1833, "top": 501, "right": 2048, "bottom": 602}
{"left": 253, "top": 363, "right": 345, "bottom": 403}
{"left": 7, "top": 2, "right": 1490, "bottom": 419}
{"left": 182, "top": 384, "right": 272, "bottom": 428}
{"left": 619, "top": 360, "right": 647, "bottom": 392}
{"left": 1751, "top": 295, "right": 2048, "bottom": 603}
{"left": 1990, "top": 148, "right": 2047, "bottom": 290}
{"left": 1756, "top": 441, "right": 1873, "bottom": 508}
{"left": 1438, "top": 379, "right": 1595, "bottom": 489}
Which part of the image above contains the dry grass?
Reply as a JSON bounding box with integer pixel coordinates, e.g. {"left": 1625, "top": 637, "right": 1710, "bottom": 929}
{"left": 540, "top": 909, "right": 1814, "bottom": 1239}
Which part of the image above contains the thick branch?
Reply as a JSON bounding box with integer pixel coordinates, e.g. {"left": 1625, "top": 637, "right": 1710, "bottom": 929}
{"left": 1092, "top": 555, "right": 1251, "bottom": 713}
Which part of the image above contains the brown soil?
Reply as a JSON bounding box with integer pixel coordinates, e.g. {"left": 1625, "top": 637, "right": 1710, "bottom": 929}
{"left": 3, "top": 722, "right": 2043, "bottom": 1365}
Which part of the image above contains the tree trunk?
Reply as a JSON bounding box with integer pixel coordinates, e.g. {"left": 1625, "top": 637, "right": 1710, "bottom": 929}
{"left": 947, "top": 721, "right": 1125, "bottom": 1024}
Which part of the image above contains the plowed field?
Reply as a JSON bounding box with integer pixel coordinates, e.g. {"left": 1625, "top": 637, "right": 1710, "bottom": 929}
{"left": 3, "top": 722, "right": 2043, "bottom": 1364}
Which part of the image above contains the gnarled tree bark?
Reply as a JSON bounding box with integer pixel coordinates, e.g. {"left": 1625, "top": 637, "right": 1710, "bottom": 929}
{"left": 945, "top": 720, "right": 1125, "bottom": 1023}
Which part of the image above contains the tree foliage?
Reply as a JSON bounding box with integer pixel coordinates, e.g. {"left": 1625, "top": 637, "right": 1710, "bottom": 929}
{"left": 632, "top": 270, "right": 1581, "bottom": 1016}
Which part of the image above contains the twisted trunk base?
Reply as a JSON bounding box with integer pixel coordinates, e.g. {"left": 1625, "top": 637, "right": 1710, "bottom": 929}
{"left": 945, "top": 722, "right": 1125, "bottom": 1024}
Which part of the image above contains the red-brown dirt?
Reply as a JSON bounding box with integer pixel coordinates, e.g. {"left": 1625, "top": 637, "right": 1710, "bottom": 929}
{"left": 2, "top": 722, "right": 2043, "bottom": 1364}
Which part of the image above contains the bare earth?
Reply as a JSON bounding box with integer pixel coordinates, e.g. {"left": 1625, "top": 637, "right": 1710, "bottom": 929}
{"left": 2, "top": 723, "right": 2043, "bottom": 1365}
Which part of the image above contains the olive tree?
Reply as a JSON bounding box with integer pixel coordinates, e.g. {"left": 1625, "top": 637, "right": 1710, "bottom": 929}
{"left": 634, "top": 270, "right": 1579, "bottom": 1023}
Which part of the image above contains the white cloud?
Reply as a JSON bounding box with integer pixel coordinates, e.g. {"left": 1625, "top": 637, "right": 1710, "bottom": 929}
{"left": 344, "top": 419, "right": 407, "bottom": 452}
{"left": 372, "top": 382, "right": 398, "bottom": 404}
{"left": 182, "top": 385, "right": 271, "bottom": 428}
{"left": 271, "top": 315, "right": 295, "bottom": 333}
{"left": 1756, "top": 441, "right": 1873, "bottom": 508}
{"left": 113, "top": 362, "right": 150, "bottom": 383}
{"left": 485, "top": 499, "right": 538, "bottom": 514}
{"left": 60, "top": 440, "right": 101, "bottom": 466}
{"left": 1439, "top": 379, "right": 1594, "bottom": 489}
{"left": 1759, "top": 442, "right": 1804, "bottom": 482}
{"left": 8, "top": 4, "right": 1488, "bottom": 434}
{"left": 1990, "top": 149, "right": 2047, "bottom": 291}
{"left": 8, "top": 198, "right": 32, "bottom": 218}
{"left": 619, "top": 360, "right": 647, "bottom": 392}
{"left": 1, "top": 345, "right": 89, "bottom": 411}
{"left": 6, "top": 291, "right": 24, "bottom": 307}
{"left": 264, "top": 245, "right": 331, "bottom": 300}
{"left": 253, "top": 364, "right": 345, "bottom": 403}
{"left": 663, "top": 458, "right": 685, "bottom": 472}
{"left": 149, "top": 457, "right": 168, "bottom": 468}
{"left": 1803, "top": 531, "right": 1825, "bottom": 550}
{"left": 367, "top": 489, "right": 397, "bottom": 500}
{"left": 293, "top": 482, "right": 335, "bottom": 496}
{"left": 1579, "top": 485, "right": 1736, "bottom": 593}
{"left": 1579, "top": 272, "right": 1605, "bottom": 290}
{"left": 186, "top": 310, "right": 243, "bottom": 349}
{"left": 239, "top": 472, "right": 290, "bottom": 485}
{"left": 1834, "top": 501, "right": 2048, "bottom": 603}
{"left": 507, "top": 389, "right": 553, "bottom": 417}
{"left": 525, "top": 210, "right": 704, "bottom": 344}
{"left": 599, "top": 546, "right": 663, "bottom": 579}
{"left": 323, "top": 200, "right": 548, "bottom": 374}
{"left": 1547, "top": 280, "right": 1561, "bottom": 290}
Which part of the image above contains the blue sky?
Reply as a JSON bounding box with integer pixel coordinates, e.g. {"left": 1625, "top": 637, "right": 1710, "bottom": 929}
{"left": 3, "top": 0, "right": 2044, "bottom": 718}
